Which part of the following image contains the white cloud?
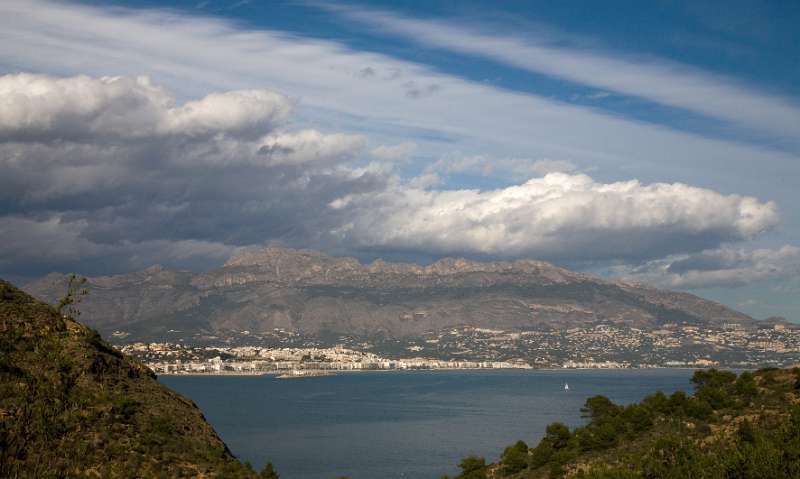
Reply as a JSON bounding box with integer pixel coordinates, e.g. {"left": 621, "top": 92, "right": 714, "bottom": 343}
{"left": 0, "top": 73, "right": 293, "bottom": 141}
{"left": 0, "top": 73, "right": 365, "bottom": 177}
{"left": 256, "top": 129, "right": 366, "bottom": 166}
{"left": 0, "top": 74, "right": 168, "bottom": 140}
{"left": 329, "top": 172, "right": 779, "bottom": 261}
{"left": 161, "top": 89, "right": 292, "bottom": 138}
{"left": 408, "top": 171, "right": 441, "bottom": 189}
{"left": 618, "top": 245, "right": 800, "bottom": 289}
{"left": 427, "top": 154, "right": 576, "bottom": 181}
{"left": 369, "top": 142, "right": 417, "bottom": 161}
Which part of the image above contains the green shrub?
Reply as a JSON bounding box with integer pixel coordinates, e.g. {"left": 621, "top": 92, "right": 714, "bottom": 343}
{"left": 259, "top": 462, "right": 279, "bottom": 478}
{"left": 581, "top": 396, "right": 621, "bottom": 420}
{"left": 457, "top": 455, "right": 487, "bottom": 479}
{"left": 500, "top": 440, "right": 528, "bottom": 474}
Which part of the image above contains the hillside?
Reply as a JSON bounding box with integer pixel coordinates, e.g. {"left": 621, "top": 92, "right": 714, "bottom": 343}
{"left": 450, "top": 367, "right": 800, "bottom": 479}
{"left": 0, "top": 279, "right": 267, "bottom": 478}
{"left": 23, "top": 247, "right": 754, "bottom": 343}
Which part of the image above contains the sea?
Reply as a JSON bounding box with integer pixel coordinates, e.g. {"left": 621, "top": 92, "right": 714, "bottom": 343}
{"left": 161, "top": 368, "right": 695, "bottom": 479}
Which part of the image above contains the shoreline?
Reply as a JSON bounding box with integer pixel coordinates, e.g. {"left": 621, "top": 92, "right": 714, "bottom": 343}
{"left": 154, "top": 365, "right": 720, "bottom": 377}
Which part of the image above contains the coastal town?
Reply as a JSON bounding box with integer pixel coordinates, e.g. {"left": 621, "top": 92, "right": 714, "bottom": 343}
{"left": 121, "top": 343, "right": 530, "bottom": 375}
{"left": 118, "top": 321, "right": 800, "bottom": 375}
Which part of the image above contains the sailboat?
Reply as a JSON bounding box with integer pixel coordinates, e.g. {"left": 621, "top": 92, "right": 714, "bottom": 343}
{"left": 564, "top": 382, "right": 569, "bottom": 391}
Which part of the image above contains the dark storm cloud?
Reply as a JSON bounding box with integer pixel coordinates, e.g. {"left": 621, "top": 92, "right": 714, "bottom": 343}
{"left": 0, "top": 73, "right": 376, "bottom": 277}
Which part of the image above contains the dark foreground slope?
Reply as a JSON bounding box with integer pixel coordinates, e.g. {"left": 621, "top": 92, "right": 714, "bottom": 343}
{"left": 0, "top": 280, "right": 259, "bottom": 478}
{"left": 452, "top": 368, "right": 800, "bottom": 479}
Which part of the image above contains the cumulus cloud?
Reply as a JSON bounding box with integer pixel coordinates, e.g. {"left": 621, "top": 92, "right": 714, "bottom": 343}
{"left": 369, "top": 142, "right": 417, "bottom": 161}
{"left": 256, "top": 130, "right": 366, "bottom": 166}
{"left": 0, "top": 73, "right": 293, "bottom": 141}
{"left": 161, "top": 89, "right": 292, "bottom": 138}
{"left": 618, "top": 245, "right": 800, "bottom": 289}
{"left": 0, "top": 73, "right": 379, "bottom": 277}
{"left": 328, "top": 172, "right": 779, "bottom": 261}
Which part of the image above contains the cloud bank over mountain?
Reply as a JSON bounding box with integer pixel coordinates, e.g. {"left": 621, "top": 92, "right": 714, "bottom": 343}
{"left": 0, "top": 73, "right": 783, "bottom": 283}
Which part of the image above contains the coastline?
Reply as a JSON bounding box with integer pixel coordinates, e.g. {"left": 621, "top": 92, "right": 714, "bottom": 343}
{"left": 153, "top": 365, "right": 712, "bottom": 377}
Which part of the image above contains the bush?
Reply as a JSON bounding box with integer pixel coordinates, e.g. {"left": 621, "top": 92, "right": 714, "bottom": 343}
{"left": 621, "top": 404, "right": 653, "bottom": 434}
{"left": 685, "top": 397, "right": 714, "bottom": 421}
{"left": 113, "top": 397, "right": 139, "bottom": 422}
{"left": 501, "top": 440, "right": 528, "bottom": 474}
{"left": 458, "top": 455, "right": 487, "bottom": 479}
{"left": 738, "top": 419, "right": 756, "bottom": 444}
{"left": 735, "top": 372, "right": 758, "bottom": 401}
{"left": 666, "top": 390, "right": 687, "bottom": 413}
{"left": 691, "top": 369, "right": 736, "bottom": 390}
{"left": 259, "top": 462, "right": 279, "bottom": 478}
{"left": 581, "top": 396, "right": 621, "bottom": 420}
{"left": 545, "top": 422, "right": 571, "bottom": 449}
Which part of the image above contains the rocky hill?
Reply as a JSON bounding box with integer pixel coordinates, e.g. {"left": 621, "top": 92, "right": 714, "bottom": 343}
{"left": 0, "top": 279, "right": 264, "bottom": 478}
{"left": 24, "top": 247, "right": 755, "bottom": 342}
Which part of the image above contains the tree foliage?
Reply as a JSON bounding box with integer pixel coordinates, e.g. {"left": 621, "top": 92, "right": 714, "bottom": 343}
{"left": 501, "top": 440, "right": 529, "bottom": 475}
{"left": 55, "top": 273, "right": 88, "bottom": 319}
{"left": 457, "top": 455, "right": 487, "bottom": 479}
{"left": 456, "top": 368, "right": 800, "bottom": 479}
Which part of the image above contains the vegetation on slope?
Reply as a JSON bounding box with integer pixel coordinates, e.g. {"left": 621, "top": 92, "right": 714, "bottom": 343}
{"left": 449, "top": 367, "right": 800, "bottom": 479}
{"left": 0, "top": 279, "right": 278, "bottom": 478}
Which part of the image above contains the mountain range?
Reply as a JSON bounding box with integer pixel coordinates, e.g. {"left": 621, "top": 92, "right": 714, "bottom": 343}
{"left": 22, "top": 247, "right": 759, "bottom": 343}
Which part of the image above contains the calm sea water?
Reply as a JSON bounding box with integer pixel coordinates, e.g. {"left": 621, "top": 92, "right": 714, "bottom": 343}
{"left": 161, "top": 369, "right": 694, "bottom": 479}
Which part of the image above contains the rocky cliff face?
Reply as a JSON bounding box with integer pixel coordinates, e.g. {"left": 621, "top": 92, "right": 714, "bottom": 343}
{"left": 23, "top": 247, "right": 754, "bottom": 341}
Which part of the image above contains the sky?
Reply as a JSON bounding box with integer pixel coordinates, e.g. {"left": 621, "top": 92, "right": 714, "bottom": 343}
{"left": 0, "top": 0, "right": 799, "bottom": 320}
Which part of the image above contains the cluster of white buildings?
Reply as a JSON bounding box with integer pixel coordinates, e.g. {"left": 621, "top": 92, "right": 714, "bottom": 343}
{"left": 126, "top": 343, "right": 531, "bottom": 375}
{"left": 561, "top": 360, "right": 629, "bottom": 369}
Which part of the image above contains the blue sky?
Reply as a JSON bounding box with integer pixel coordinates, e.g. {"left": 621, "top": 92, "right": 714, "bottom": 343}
{"left": 0, "top": 0, "right": 798, "bottom": 320}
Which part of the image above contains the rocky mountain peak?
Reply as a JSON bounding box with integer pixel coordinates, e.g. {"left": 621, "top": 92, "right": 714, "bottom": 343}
{"left": 23, "top": 246, "right": 756, "bottom": 342}
{"left": 224, "top": 246, "right": 333, "bottom": 267}
{"left": 221, "top": 245, "right": 584, "bottom": 280}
